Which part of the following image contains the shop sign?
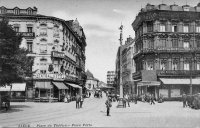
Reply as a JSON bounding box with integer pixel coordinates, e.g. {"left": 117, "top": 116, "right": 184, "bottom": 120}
{"left": 33, "top": 73, "right": 76, "bottom": 81}
{"left": 52, "top": 51, "right": 65, "bottom": 58}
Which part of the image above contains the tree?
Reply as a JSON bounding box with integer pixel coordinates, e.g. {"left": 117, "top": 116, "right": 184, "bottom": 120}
{"left": 0, "top": 18, "right": 33, "bottom": 86}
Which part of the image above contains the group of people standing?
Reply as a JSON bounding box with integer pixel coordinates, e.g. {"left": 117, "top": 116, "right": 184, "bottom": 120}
{"left": 75, "top": 93, "right": 84, "bottom": 109}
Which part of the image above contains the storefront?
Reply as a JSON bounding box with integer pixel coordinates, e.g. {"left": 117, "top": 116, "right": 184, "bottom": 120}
{"left": 0, "top": 83, "right": 27, "bottom": 102}
{"left": 65, "top": 82, "right": 82, "bottom": 98}
{"left": 159, "top": 78, "right": 200, "bottom": 99}
{"left": 137, "top": 81, "right": 160, "bottom": 99}
{"left": 52, "top": 82, "right": 68, "bottom": 101}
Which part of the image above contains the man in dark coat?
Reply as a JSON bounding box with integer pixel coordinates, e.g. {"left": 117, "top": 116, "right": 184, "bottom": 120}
{"left": 105, "top": 97, "right": 112, "bottom": 116}
{"left": 76, "top": 93, "right": 80, "bottom": 109}
{"left": 182, "top": 93, "right": 187, "bottom": 108}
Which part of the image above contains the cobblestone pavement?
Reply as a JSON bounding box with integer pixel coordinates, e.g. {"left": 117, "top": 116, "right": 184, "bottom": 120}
{"left": 1, "top": 94, "right": 200, "bottom": 128}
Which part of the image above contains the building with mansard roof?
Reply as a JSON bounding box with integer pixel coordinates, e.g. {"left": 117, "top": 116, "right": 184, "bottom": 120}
{"left": 132, "top": 3, "right": 200, "bottom": 100}
{"left": 0, "top": 6, "right": 87, "bottom": 102}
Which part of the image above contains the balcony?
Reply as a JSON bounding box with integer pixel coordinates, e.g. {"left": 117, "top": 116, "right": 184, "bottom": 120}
{"left": 133, "top": 47, "right": 200, "bottom": 58}
{"left": 157, "top": 70, "right": 200, "bottom": 77}
{"left": 16, "top": 32, "right": 35, "bottom": 38}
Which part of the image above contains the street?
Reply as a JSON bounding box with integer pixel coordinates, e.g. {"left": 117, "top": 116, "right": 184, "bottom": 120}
{"left": 0, "top": 93, "right": 200, "bottom": 128}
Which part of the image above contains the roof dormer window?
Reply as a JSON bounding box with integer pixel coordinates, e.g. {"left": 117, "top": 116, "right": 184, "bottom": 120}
{"left": 14, "top": 8, "right": 20, "bottom": 15}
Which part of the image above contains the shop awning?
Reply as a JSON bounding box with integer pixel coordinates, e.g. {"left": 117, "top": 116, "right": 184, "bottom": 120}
{"left": 0, "top": 86, "right": 11, "bottom": 91}
{"left": 52, "top": 82, "right": 69, "bottom": 89}
{"left": 12, "top": 83, "right": 26, "bottom": 91}
{"left": 35, "top": 82, "right": 52, "bottom": 89}
{"left": 160, "top": 78, "right": 200, "bottom": 85}
{"left": 137, "top": 81, "right": 160, "bottom": 87}
{"left": 0, "top": 83, "right": 26, "bottom": 91}
{"left": 160, "top": 78, "right": 190, "bottom": 84}
{"left": 65, "top": 83, "right": 82, "bottom": 89}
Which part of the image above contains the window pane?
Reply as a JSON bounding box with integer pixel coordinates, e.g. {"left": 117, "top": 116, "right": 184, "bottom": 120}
{"left": 183, "top": 25, "right": 189, "bottom": 33}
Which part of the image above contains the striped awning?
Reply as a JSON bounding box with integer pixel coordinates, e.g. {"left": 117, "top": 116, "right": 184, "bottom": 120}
{"left": 52, "top": 82, "right": 68, "bottom": 89}
{"left": 65, "top": 83, "right": 82, "bottom": 89}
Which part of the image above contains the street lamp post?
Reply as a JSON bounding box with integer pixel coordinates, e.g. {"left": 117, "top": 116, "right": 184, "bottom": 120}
{"left": 117, "top": 24, "right": 124, "bottom": 108}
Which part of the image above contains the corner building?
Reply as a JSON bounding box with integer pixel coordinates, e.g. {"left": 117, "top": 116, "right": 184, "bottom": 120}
{"left": 132, "top": 3, "right": 200, "bottom": 100}
{"left": 0, "top": 6, "right": 87, "bottom": 101}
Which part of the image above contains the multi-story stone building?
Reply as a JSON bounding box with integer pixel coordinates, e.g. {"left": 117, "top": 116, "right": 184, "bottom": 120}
{"left": 121, "top": 37, "right": 135, "bottom": 95}
{"left": 0, "top": 6, "right": 87, "bottom": 101}
{"left": 132, "top": 3, "right": 200, "bottom": 100}
{"left": 107, "top": 71, "right": 115, "bottom": 87}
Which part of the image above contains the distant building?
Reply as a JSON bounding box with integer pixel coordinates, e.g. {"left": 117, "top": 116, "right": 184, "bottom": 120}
{"left": 107, "top": 71, "right": 116, "bottom": 87}
{"left": 85, "top": 70, "right": 99, "bottom": 94}
{"left": 132, "top": 3, "right": 200, "bottom": 100}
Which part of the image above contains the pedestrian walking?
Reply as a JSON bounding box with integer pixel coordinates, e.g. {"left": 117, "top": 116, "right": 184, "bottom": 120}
{"left": 80, "top": 95, "right": 84, "bottom": 108}
{"left": 105, "top": 97, "right": 112, "bottom": 116}
{"left": 75, "top": 93, "right": 80, "bottom": 109}
{"left": 123, "top": 96, "right": 126, "bottom": 108}
{"left": 125, "top": 94, "right": 130, "bottom": 107}
{"left": 150, "top": 94, "right": 155, "bottom": 105}
{"left": 89, "top": 92, "right": 91, "bottom": 97}
{"left": 182, "top": 93, "right": 187, "bottom": 108}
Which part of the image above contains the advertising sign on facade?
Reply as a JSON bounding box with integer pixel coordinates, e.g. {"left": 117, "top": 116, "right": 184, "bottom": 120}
{"left": 33, "top": 73, "right": 76, "bottom": 81}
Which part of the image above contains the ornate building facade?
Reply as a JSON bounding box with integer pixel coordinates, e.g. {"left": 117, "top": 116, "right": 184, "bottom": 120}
{"left": 132, "top": 3, "right": 200, "bottom": 100}
{"left": 0, "top": 6, "right": 87, "bottom": 101}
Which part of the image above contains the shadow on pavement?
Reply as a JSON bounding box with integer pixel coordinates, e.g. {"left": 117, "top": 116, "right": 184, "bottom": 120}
{"left": 11, "top": 105, "right": 31, "bottom": 108}
{"left": 0, "top": 105, "right": 31, "bottom": 113}
{"left": 0, "top": 108, "right": 23, "bottom": 113}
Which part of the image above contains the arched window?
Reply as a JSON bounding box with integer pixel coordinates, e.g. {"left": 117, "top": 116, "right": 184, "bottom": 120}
{"left": 40, "top": 38, "right": 47, "bottom": 43}
{"left": 53, "top": 24, "right": 59, "bottom": 37}
{"left": 14, "top": 9, "right": 20, "bottom": 15}
{"left": 40, "top": 23, "right": 47, "bottom": 36}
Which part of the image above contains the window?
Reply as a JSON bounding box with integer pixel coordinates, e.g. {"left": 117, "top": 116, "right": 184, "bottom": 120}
{"left": 197, "top": 62, "right": 200, "bottom": 70}
{"left": 172, "top": 24, "right": 178, "bottom": 32}
{"left": 54, "top": 60, "right": 59, "bottom": 73}
{"left": 183, "top": 25, "right": 189, "bottom": 33}
{"left": 53, "top": 25, "right": 59, "bottom": 37}
{"left": 40, "top": 58, "right": 47, "bottom": 74}
{"left": 160, "top": 60, "right": 167, "bottom": 70}
{"left": 40, "top": 28, "right": 47, "bottom": 36}
{"left": 40, "top": 44, "right": 47, "bottom": 53}
{"left": 148, "top": 39, "right": 154, "bottom": 49}
{"left": 146, "top": 61, "right": 154, "bottom": 70}
{"left": 183, "top": 42, "right": 189, "bottom": 48}
{"left": 160, "top": 24, "right": 166, "bottom": 32}
{"left": 27, "top": 41, "right": 33, "bottom": 52}
{"left": 27, "top": 27, "right": 33, "bottom": 32}
{"left": 159, "top": 38, "right": 167, "bottom": 47}
{"left": 14, "top": 9, "right": 20, "bottom": 15}
{"left": 172, "top": 39, "right": 178, "bottom": 48}
{"left": 14, "top": 26, "right": 19, "bottom": 32}
{"left": 184, "top": 61, "right": 190, "bottom": 70}
{"left": 197, "top": 40, "right": 200, "bottom": 48}
{"left": 147, "top": 22, "right": 153, "bottom": 32}
{"left": 196, "top": 26, "right": 200, "bottom": 33}
{"left": 172, "top": 59, "right": 178, "bottom": 70}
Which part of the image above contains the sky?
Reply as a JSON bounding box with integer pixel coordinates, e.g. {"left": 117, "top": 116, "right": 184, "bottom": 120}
{"left": 1, "top": 0, "right": 200, "bottom": 82}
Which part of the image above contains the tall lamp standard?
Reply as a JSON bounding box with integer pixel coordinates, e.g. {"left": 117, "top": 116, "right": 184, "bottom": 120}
{"left": 189, "top": 45, "right": 193, "bottom": 95}
{"left": 117, "top": 24, "right": 124, "bottom": 108}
